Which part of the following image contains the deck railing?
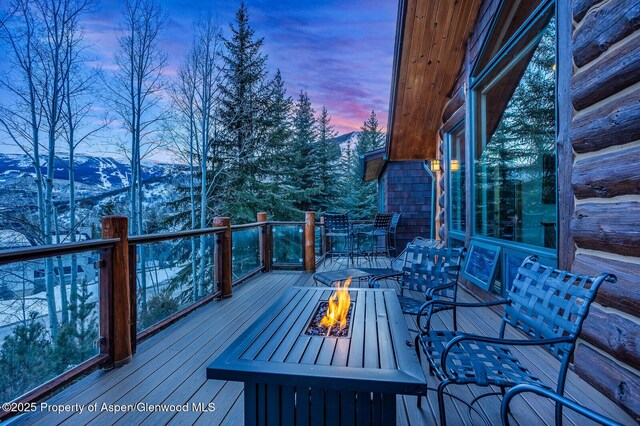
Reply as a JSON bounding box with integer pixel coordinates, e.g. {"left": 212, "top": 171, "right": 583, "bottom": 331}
{"left": 0, "top": 211, "right": 320, "bottom": 421}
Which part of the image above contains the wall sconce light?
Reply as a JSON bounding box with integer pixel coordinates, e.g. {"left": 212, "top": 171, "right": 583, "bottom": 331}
{"left": 450, "top": 159, "right": 460, "bottom": 172}
{"left": 430, "top": 159, "right": 441, "bottom": 173}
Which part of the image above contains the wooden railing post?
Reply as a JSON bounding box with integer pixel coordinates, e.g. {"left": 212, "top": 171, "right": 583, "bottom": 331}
{"left": 213, "top": 217, "right": 233, "bottom": 298}
{"left": 101, "top": 216, "right": 132, "bottom": 367}
{"left": 257, "top": 212, "right": 271, "bottom": 272}
{"left": 304, "top": 211, "right": 316, "bottom": 272}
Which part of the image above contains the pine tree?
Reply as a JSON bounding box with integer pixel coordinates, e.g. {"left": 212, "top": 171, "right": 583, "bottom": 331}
{"left": 254, "top": 70, "right": 299, "bottom": 220}
{"left": 315, "top": 107, "right": 341, "bottom": 213}
{"left": 342, "top": 110, "right": 385, "bottom": 218}
{"left": 0, "top": 312, "right": 54, "bottom": 402}
{"left": 217, "top": 1, "right": 272, "bottom": 222}
{"left": 356, "top": 110, "right": 385, "bottom": 156}
{"left": 289, "top": 91, "right": 318, "bottom": 212}
{"left": 53, "top": 279, "right": 98, "bottom": 372}
{"left": 72, "top": 280, "right": 99, "bottom": 361}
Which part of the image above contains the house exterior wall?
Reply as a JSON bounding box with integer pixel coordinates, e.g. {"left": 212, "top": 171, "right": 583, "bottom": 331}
{"left": 435, "top": 0, "right": 640, "bottom": 419}
{"left": 566, "top": 0, "right": 640, "bottom": 418}
{"left": 379, "top": 161, "right": 433, "bottom": 251}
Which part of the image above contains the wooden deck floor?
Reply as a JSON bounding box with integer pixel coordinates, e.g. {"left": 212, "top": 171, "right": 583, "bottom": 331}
{"left": 10, "top": 258, "right": 636, "bottom": 426}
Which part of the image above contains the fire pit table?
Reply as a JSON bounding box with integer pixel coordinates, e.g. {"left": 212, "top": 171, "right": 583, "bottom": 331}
{"left": 207, "top": 286, "right": 426, "bottom": 425}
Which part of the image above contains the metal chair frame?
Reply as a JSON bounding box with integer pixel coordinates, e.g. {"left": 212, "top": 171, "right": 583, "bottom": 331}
{"left": 501, "top": 384, "right": 623, "bottom": 426}
{"left": 313, "top": 237, "right": 439, "bottom": 287}
{"left": 370, "top": 245, "right": 466, "bottom": 331}
{"left": 387, "top": 212, "right": 402, "bottom": 257}
{"left": 322, "top": 213, "right": 353, "bottom": 265}
{"left": 355, "top": 212, "right": 394, "bottom": 263}
{"left": 414, "top": 255, "right": 616, "bottom": 425}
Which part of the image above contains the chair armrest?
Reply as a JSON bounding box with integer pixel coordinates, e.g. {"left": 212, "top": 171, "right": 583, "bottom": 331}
{"left": 441, "top": 334, "right": 573, "bottom": 381}
{"left": 424, "top": 282, "right": 455, "bottom": 297}
{"left": 501, "top": 384, "right": 623, "bottom": 426}
{"left": 352, "top": 225, "right": 374, "bottom": 237}
{"left": 368, "top": 272, "right": 403, "bottom": 288}
{"left": 416, "top": 299, "right": 510, "bottom": 332}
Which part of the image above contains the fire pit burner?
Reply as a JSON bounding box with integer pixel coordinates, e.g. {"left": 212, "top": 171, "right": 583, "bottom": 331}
{"left": 304, "top": 302, "right": 354, "bottom": 337}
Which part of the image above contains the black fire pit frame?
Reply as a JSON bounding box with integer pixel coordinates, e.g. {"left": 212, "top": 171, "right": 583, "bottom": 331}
{"left": 207, "top": 287, "right": 427, "bottom": 425}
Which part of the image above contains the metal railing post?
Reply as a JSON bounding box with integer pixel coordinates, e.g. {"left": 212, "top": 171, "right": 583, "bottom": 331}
{"left": 128, "top": 242, "right": 138, "bottom": 354}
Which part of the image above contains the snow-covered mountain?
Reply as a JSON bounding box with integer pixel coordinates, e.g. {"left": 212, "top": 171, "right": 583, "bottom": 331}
{"left": 330, "top": 131, "right": 359, "bottom": 156}
{"left": 0, "top": 153, "right": 181, "bottom": 191}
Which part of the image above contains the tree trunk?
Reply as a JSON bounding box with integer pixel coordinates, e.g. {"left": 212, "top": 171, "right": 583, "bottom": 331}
{"left": 54, "top": 209, "right": 68, "bottom": 324}
{"left": 45, "top": 121, "right": 58, "bottom": 337}
{"left": 189, "top": 111, "right": 198, "bottom": 300}
{"left": 199, "top": 158, "right": 207, "bottom": 295}
{"left": 68, "top": 139, "right": 78, "bottom": 322}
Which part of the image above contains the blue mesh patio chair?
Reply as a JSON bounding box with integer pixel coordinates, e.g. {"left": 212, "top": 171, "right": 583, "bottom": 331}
{"left": 322, "top": 213, "right": 353, "bottom": 265}
{"left": 354, "top": 212, "right": 393, "bottom": 263}
{"left": 370, "top": 245, "right": 466, "bottom": 330}
{"left": 387, "top": 212, "right": 402, "bottom": 257}
{"left": 414, "top": 256, "right": 616, "bottom": 425}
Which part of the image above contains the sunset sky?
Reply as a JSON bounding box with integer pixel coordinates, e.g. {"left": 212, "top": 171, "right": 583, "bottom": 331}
{"left": 88, "top": 0, "right": 398, "bottom": 133}
{"left": 0, "top": 0, "right": 398, "bottom": 161}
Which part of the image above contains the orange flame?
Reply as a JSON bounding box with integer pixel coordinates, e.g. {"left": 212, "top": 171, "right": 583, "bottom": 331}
{"left": 319, "top": 277, "right": 352, "bottom": 334}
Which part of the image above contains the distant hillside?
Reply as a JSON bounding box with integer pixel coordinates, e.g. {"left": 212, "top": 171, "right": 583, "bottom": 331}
{"left": 0, "top": 154, "right": 184, "bottom": 191}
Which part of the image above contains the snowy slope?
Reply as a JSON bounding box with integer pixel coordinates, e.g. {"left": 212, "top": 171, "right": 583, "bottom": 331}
{"left": 0, "top": 153, "right": 182, "bottom": 191}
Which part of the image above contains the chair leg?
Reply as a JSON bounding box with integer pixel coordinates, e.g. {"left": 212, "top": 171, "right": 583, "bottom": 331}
{"left": 414, "top": 335, "right": 426, "bottom": 409}
{"left": 373, "top": 235, "right": 378, "bottom": 265}
{"left": 555, "top": 401, "right": 563, "bottom": 426}
{"left": 437, "top": 380, "right": 453, "bottom": 426}
{"left": 350, "top": 235, "right": 354, "bottom": 266}
{"left": 500, "top": 386, "right": 512, "bottom": 421}
{"left": 383, "top": 232, "right": 390, "bottom": 264}
{"left": 453, "top": 308, "right": 458, "bottom": 333}
{"left": 556, "top": 367, "right": 568, "bottom": 426}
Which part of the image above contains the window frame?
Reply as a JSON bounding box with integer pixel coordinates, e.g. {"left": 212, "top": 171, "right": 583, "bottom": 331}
{"left": 446, "top": 120, "right": 466, "bottom": 241}
{"left": 462, "top": 0, "right": 560, "bottom": 294}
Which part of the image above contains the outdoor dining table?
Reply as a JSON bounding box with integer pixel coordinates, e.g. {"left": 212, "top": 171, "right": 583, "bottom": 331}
{"left": 206, "top": 286, "right": 427, "bottom": 425}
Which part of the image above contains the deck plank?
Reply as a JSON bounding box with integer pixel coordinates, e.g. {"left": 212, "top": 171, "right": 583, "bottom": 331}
{"left": 9, "top": 258, "right": 636, "bottom": 426}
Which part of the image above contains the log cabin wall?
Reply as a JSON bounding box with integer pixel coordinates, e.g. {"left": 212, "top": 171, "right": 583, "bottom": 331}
{"left": 568, "top": 0, "right": 640, "bottom": 419}
{"left": 436, "top": 0, "right": 640, "bottom": 419}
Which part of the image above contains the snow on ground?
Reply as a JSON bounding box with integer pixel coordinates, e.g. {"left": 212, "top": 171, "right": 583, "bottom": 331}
{"left": 0, "top": 261, "right": 187, "bottom": 342}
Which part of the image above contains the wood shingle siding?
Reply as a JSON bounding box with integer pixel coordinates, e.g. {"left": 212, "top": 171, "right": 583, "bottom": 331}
{"left": 380, "top": 161, "right": 432, "bottom": 251}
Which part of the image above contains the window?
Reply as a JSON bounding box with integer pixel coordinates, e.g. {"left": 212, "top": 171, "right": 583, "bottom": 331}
{"left": 449, "top": 124, "right": 466, "bottom": 232}
{"left": 473, "top": 0, "right": 545, "bottom": 76}
{"left": 473, "top": 8, "right": 556, "bottom": 250}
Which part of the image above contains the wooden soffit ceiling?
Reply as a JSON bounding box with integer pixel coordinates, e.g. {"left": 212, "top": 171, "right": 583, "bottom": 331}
{"left": 386, "top": 0, "right": 481, "bottom": 161}
{"left": 361, "top": 148, "right": 386, "bottom": 182}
